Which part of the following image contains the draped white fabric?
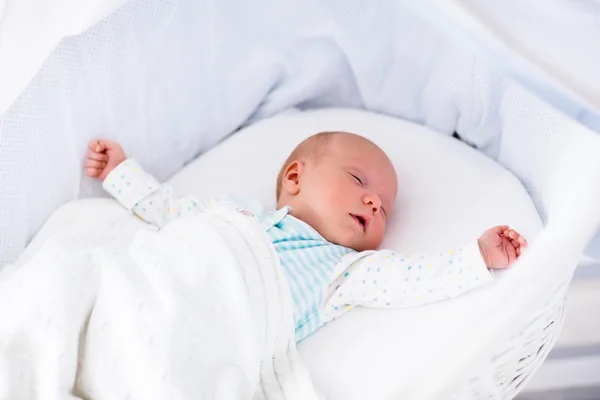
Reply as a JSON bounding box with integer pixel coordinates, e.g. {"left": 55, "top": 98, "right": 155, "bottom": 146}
{"left": 405, "top": 0, "right": 600, "bottom": 131}
{"left": 0, "top": 0, "right": 598, "bottom": 265}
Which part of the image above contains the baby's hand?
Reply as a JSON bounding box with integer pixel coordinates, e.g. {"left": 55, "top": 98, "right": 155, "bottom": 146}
{"left": 477, "top": 225, "right": 528, "bottom": 269}
{"left": 84, "top": 139, "right": 127, "bottom": 181}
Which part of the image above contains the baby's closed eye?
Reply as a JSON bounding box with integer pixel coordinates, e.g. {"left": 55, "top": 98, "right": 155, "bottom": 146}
{"left": 350, "top": 173, "right": 363, "bottom": 185}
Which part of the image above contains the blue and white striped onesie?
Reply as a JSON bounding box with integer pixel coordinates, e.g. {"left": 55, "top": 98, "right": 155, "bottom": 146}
{"left": 105, "top": 159, "right": 493, "bottom": 342}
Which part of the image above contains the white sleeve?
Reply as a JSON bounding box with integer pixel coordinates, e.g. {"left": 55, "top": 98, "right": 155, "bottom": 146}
{"left": 103, "top": 159, "right": 208, "bottom": 228}
{"left": 323, "top": 241, "right": 492, "bottom": 314}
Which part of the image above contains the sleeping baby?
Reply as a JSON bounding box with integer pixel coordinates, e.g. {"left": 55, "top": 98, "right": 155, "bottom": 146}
{"left": 84, "top": 131, "right": 527, "bottom": 342}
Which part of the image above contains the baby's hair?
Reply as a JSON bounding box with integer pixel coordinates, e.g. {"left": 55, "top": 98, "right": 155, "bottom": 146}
{"left": 276, "top": 131, "right": 342, "bottom": 200}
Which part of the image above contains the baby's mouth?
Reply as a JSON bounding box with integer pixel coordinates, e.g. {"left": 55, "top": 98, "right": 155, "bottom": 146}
{"left": 350, "top": 214, "right": 368, "bottom": 232}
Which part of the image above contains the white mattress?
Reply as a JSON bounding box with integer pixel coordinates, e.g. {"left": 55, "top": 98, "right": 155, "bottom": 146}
{"left": 166, "top": 108, "right": 543, "bottom": 398}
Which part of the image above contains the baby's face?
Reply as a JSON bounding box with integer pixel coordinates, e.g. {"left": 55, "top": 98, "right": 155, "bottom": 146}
{"left": 285, "top": 135, "right": 397, "bottom": 251}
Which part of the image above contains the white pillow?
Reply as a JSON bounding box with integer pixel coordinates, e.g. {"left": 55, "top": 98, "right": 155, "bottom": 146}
{"left": 169, "top": 108, "right": 541, "bottom": 253}
{"left": 168, "top": 108, "right": 543, "bottom": 398}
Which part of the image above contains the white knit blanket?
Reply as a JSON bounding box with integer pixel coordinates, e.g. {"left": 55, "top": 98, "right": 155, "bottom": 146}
{"left": 0, "top": 201, "right": 319, "bottom": 400}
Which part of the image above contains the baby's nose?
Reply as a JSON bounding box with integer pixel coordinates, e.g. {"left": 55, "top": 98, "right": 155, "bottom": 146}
{"left": 364, "top": 194, "right": 382, "bottom": 213}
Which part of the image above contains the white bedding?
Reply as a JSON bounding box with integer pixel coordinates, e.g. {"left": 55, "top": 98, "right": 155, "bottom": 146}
{"left": 170, "top": 109, "right": 544, "bottom": 398}
{"left": 9, "top": 109, "right": 544, "bottom": 399}
{"left": 1, "top": 201, "right": 319, "bottom": 399}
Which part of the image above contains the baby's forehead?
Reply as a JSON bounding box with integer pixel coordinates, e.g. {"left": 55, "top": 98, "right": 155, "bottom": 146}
{"left": 311, "top": 134, "right": 398, "bottom": 197}
{"left": 331, "top": 136, "right": 394, "bottom": 168}
{"left": 295, "top": 132, "right": 396, "bottom": 177}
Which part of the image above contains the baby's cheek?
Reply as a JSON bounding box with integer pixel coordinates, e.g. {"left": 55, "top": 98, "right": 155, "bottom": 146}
{"left": 371, "top": 221, "right": 386, "bottom": 247}
{"left": 322, "top": 188, "right": 345, "bottom": 208}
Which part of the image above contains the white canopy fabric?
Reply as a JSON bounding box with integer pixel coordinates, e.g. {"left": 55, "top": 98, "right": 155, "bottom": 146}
{"left": 1, "top": 0, "right": 599, "bottom": 127}
{"left": 406, "top": 0, "right": 600, "bottom": 132}
{"left": 0, "top": 0, "right": 128, "bottom": 114}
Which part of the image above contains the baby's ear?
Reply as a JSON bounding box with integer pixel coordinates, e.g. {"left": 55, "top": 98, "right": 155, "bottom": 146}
{"left": 281, "top": 161, "right": 303, "bottom": 195}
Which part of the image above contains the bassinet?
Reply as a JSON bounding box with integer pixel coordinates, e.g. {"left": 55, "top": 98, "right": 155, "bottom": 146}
{"left": 1, "top": 1, "right": 599, "bottom": 399}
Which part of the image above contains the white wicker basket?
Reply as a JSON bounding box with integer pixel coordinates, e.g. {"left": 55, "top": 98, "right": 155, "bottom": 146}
{"left": 417, "top": 82, "right": 600, "bottom": 399}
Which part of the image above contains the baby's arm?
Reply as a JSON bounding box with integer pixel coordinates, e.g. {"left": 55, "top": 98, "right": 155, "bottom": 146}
{"left": 103, "top": 159, "right": 206, "bottom": 228}
{"left": 84, "top": 139, "right": 207, "bottom": 228}
{"left": 323, "top": 227, "right": 527, "bottom": 313}
{"left": 324, "top": 241, "right": 490, "bottom": 313}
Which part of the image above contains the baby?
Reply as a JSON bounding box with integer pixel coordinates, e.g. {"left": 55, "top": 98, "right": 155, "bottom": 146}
{"left": 84, "top": 132, "right": 527, "bottom": 342}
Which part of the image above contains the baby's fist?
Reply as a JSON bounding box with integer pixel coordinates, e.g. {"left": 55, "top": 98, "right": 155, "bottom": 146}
{"left": 84, "top": 139, "right": 127, "bottom": 181}
{"left": 478, "top": 225, "right": 528, "bottom": 269}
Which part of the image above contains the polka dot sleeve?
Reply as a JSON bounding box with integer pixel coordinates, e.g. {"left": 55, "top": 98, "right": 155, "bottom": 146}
{"left": 322, "top": 241, "right": 492, "bottom": 319}
{"left": 103, "top": 158, "right": 208, "bottom": 228}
